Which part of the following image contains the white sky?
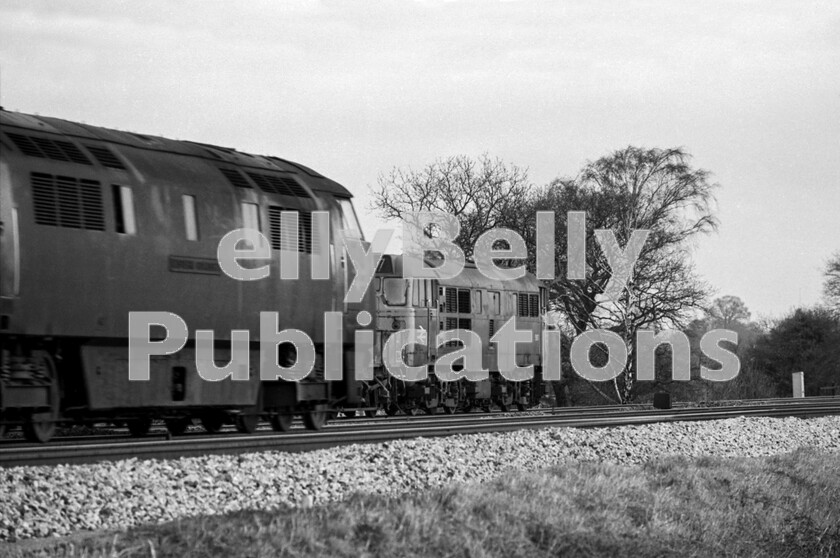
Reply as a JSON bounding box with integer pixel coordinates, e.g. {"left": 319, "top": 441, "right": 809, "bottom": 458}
{"left": 1, "top": 0, "right": 838, "bottom": 320}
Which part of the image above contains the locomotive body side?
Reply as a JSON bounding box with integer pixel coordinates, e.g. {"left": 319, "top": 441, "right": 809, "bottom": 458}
{"left": 0, "top": 109, "right": 370, "bottom": 440}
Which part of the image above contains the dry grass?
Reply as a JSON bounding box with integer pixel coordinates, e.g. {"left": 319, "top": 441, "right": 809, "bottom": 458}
{"left": 5, "top": 448, "right": 839, "bottom": 557}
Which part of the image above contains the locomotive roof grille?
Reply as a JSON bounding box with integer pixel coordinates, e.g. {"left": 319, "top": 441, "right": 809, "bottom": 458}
{"left": 0, "top": 110, "right": 355, "bottom": 198}
{"left": 6, "top": 132, "right": 93, "bottom": 166}
{"left": 247, "top": 172, "right": 311, "bottom": 199}
{"left": 83, "top": 144, "right": 126, "bottom": 170}
{"left": 218, "top": 167, "right": 252, "bottom": 189}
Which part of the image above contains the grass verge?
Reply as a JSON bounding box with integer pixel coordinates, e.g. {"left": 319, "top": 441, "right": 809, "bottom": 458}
{"left": 4, "top": 448, "right": 839, "bottom": 557}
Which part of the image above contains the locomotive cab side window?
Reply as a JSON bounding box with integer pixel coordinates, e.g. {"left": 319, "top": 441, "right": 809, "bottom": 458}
{"left": 240, "top": 202, "right": 262, "bottom": 249}
{"left": 112, "top": 185, "right": 136, "bottom": 234}
{"left": 182, "top": 195, "right": 199, "bottom": 241}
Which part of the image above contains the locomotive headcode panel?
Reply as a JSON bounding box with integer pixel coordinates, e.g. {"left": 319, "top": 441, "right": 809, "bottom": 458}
{"left": 0, "top": 109, "right": 372, "bottom": 441}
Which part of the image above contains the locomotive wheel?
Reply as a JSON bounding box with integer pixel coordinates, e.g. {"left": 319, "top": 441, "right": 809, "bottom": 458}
{"left": 127, "top": 417, "right": 153, "bottom": 437}
{"left": 498, "top": 403, "right": 508, "bottom": 412}
{"left": 482, "top": 406, "right": 491, "bottom": 413}
{"left": 235, "top": 413, "right": 259, "bottom": 434}
{"left": 269, "top": 410, "right": 293, "bottom": 432}
{"left": 423, "top": 406, "right": 437, "bottom": 415}
{"left": 516, "top": 403, "right": 527, "bottom": 412}
{"left": 364, "top": 410, "right": 377, "bottom": 418}
{"left": 341, "top": 411, "right": 356, "bottom": 419}
{"left": 23, "top": 410, "right": 56, "bottom": 443}
{"left": 200, "top": 412, "right": 225, "bottom": 434}
{"left": 385, "top": 404, "right": 399, "bottom": 416}
{"left": 463, "top": 405, "right": 473, "bottom": 414}
{"left": 302, "top": 409, "right": 327, "bottom": 431}
{"left": 23, "top": 352, "right": 59, "bottom": 443}
{"left": 165, "top": 417, "right": 191, "bottom": 436}
{"left": 444, "top": 406, "right": 456, "bottom": 415}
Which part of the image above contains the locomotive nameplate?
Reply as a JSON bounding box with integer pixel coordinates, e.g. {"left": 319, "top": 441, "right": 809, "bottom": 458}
{"left": 168, "top": 255, "right": 222, "bottom": 275}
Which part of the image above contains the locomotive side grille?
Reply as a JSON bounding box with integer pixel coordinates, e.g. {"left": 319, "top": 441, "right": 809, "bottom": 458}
{"left": 6, "top": 133, "right": 92, "bottom": 166}
{"left": 529, "top": 294, "right": 540, "bottom": 317}
{"left": 84, "top": 144, "right": 126, "bottom": 169}
{"left": 218, "top": 167, "right": 251, "bottom": 189}
{"left": 443, "top": 318, "right": 471, "bottom": 347}
{"left": 268, "top": 206, "right": 314, "bottom": 254}
{"left": 457, "top": 289, "right": 471, "bottom": 313}
{"left": 445, "top": 317, "right": 458, "bottom": 347}
{"left": 56, "top": 176, "right": 83, "bottom": 228}
{"left": 79, "top": 180, "right": 106, "bottom": 230}
{"left": 269, "top": 206, "right": 294, "bottom": 251}
{"left": 31, "top": 172, "right": 105, "bottom": 231}
{"left": 518, "top": 293, "right": 529, "bottom": 317}
{"left": 298, "top": 211, "right": 313, "bottom": 254}
{"left": 445, "top": 288, "right": 458, "bottom": 313}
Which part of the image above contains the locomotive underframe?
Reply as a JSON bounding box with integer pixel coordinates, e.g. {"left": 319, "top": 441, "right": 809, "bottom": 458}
{"left": 0, "top": 334, "right": 361, "bottom": 439}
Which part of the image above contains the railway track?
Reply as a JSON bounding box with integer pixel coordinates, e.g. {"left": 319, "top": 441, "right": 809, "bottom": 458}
{"left": 2, "top": 398, "right": 839, "bottom": 467}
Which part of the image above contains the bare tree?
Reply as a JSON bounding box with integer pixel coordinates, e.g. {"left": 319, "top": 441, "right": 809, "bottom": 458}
{"left": 524, "top": 147, "right": 718, "bottom": 403}
{"left": 370, "top": 154, "right": 531, "bottom": 258}
{"left": 369, "top": 147, "right": 719, "bottom": 405}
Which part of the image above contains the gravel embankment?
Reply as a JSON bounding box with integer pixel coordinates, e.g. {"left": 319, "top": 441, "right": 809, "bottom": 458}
{"left": 1, "top": 415, "right": 839, "bottom": 541}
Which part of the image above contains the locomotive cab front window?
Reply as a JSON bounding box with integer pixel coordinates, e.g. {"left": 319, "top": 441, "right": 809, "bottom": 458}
{"left": 383, "top": 278, "right": 408, "bottom": 306}
{"left": 338, "top": 198, "right": 363, "bottom": 240}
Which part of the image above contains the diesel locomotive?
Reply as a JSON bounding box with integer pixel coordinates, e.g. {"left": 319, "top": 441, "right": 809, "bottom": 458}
{"left": 334, "top": 254, "right": 547, "bottom": 417}
{"left": 0, "top": 108, "right": 373, "bottom": 442}
{"left": 0, "top": 109, "right": 548, "bottom": 443}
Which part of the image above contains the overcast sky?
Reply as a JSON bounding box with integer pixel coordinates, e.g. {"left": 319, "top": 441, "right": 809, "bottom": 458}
{"left": 1, "top": 1, "right": 838, "bottom": 320}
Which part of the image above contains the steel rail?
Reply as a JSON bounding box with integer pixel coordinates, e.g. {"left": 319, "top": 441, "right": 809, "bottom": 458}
{"left": 2, "top": 399, "right": 839, "bottom": 467}
{"left": 4, "top": 394, "right": 833, "bottom": 446}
